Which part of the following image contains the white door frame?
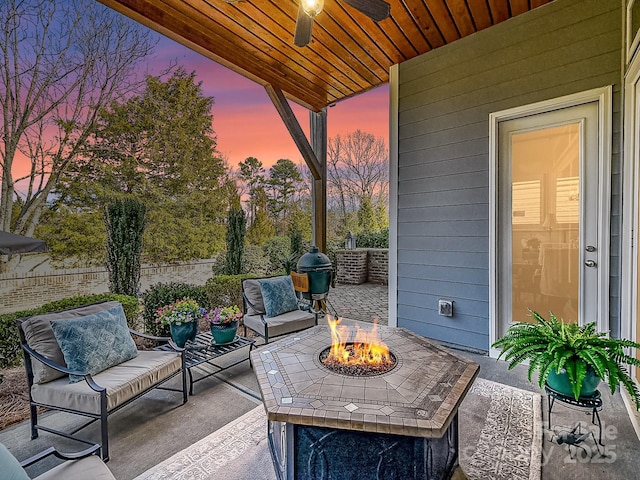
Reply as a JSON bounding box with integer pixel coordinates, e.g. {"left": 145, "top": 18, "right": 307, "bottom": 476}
{"left": 489, "top": 87, "right": 612, "bottom": 358}
{"left": 622, "top": 58, "right": 640, "bottom": 350}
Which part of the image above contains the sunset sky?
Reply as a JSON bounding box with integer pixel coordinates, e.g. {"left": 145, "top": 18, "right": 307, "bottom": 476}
{"left": 151, "top": 36, "right": 390, "bottom": 171}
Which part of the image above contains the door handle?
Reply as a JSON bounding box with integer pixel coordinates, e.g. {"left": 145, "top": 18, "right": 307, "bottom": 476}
{"left": 584, "top": 260, "right": 597, "bottom": 267}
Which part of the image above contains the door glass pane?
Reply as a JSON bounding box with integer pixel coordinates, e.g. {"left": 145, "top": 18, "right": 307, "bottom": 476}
{"left": 511, "top": 124, "right": 580, "bottom": 323}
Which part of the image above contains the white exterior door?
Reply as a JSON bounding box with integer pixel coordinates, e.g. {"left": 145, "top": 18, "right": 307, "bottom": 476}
{"left": 490, "top": 89, "right": 612, "bottom": 354}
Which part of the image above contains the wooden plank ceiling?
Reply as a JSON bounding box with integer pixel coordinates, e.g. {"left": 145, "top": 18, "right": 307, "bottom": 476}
{"left": 99, "top": 0, "right": 553, "bottom": 112}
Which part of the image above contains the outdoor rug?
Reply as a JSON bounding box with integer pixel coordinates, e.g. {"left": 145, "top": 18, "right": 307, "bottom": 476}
{"left": 134, "top": 378, "right": 542, "bottom": 480}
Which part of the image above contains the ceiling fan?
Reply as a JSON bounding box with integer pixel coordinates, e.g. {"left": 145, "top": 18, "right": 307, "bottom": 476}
{"left": 223, "top": 0, "right": 391, "bottom": 48}
{"left": 294, "top": 0, "right": 390, "bottom": 47}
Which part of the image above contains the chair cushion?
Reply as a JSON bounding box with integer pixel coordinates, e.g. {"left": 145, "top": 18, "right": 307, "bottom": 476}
{"left": 19, "top": 301, "right": 123, "bottom": 384}
{"left": 33, "top": 454, "right": 116, "bottom": 480}
{"left": 31, "top": 351, "right": 182, "bottom": 415}
{"left": 244, "top": 309, "right": 316, "bottom": 338}
{"left": 0, "top": 443, "right": 30, "bottom": 480}
{"left": 50, "top": 304, "right": 138, "bottom": 383}
{"left": 259, "top": 276, "right": 299, "bottom": 317}
{"left": 242, "top": 279, "right": 265, "bottom": 315}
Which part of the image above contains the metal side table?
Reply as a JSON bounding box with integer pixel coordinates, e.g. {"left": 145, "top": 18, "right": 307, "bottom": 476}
{"left": 156, "top": 332, "right": 255, "bottom": 395}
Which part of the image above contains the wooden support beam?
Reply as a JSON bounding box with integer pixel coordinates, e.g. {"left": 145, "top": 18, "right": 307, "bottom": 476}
{"left": 265, "top": 85, "right": 321, "bottom": 179}
{"left": 310, "top": 109, "right": 327, "bottom": 252}
{"left": 266, "top": 84, "right": 326, "bottom": 251}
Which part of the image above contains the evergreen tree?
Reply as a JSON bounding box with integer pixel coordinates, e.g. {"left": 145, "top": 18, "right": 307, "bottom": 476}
{"left": 357, "top": 196, "right": 378, "bottom": 233}
{"left": 238, "top": 157, "right": 266, "bottom": 225}
{"left": 246, "top": 187, "right": 275, "bottom": 245}
{"left": 266, "top": 159, "right": 303, "bottom": 235}
{"left": 45, "top": 69, "right": 231, "bottom": 263}
{"left": 224, "top": 207, "right": 246, "bottom": 275}
{"left": 104, "top": 198, "right": 146, "bottom": 296}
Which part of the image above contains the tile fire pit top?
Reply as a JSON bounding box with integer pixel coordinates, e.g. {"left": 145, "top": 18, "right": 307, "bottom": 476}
{"left": 251, "top": 324, "right": 479, "bottom": 438}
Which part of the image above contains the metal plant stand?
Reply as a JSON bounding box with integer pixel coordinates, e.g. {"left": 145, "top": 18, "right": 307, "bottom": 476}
{"left": 545, "top": 384, "right": 604, "bottom": 447}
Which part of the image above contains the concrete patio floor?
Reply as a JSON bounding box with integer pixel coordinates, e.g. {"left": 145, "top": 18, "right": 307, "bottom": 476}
{"left": 2, "top": 282, "right": 639, "bottom": 479}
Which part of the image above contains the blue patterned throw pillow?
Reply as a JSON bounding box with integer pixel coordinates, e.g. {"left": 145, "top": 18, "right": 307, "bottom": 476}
{"left": 50, "top": 304, "right": 138, "bottom": 383}
{"left": 259, "top": 276, "right": 299, "bottom": 318}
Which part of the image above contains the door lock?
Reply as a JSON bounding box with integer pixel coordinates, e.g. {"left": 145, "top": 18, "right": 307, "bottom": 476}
{"left": 584, "top": 260, "right": 597, "bottom": 267}
{"left": 585, "top": 245, "right": 596, "bottom": 252}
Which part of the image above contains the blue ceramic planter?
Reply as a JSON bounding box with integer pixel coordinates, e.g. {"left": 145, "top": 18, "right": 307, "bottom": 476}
{"left": 210, "top": 320, "right": 238, "bottom": 344}
{"left": 546, "top": 367, "right": 600, "bottom": 398}
{"left": 170, "top": 322, "right": 198, "bottom": 347}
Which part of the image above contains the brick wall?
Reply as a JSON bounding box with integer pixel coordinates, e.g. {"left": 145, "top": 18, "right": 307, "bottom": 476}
{"left": 336, "top": 249, "right": 388, "bottom": 285}
{"left": 367, "top": 248, "right": 388, "bottom": 285}
{"left": 0, "top": 259, "right": 216, "bottom": 314}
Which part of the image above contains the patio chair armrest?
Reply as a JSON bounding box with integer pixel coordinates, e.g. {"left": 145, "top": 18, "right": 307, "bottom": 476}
{"left": 129, "top": 328, "right": 185, "bottom": 354}
{"left": 129, "top": 328, "right": 171, "bottom": 343}
{"left": 167, "top": 339, "right": 185, "bottom": 353}
{"left": 21, "top": 342, "right": 105, "bottom": 392}
{"left": 20, "top": 444, "right": 102, "bottom": 468}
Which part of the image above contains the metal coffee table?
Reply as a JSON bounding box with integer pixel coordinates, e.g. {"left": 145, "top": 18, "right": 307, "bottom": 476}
{"left": 156, "top": 332, "right": 255, "bottom": 395}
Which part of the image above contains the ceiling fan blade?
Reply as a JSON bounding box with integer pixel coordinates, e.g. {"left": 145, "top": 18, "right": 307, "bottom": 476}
{"left": 340, "top": 0, "right": 390, "bottom": 22}
{"left": 294, "top": 3, "right": 314, "bottom": 47}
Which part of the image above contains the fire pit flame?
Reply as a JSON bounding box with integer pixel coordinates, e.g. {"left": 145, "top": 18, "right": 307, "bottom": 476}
{"left": 322, "top": 316, "right": 395, "bottom": 375}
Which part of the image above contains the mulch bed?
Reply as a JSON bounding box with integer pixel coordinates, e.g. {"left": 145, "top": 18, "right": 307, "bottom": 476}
{"left": 0, "top": 365, "right": 33, "bottom": 430}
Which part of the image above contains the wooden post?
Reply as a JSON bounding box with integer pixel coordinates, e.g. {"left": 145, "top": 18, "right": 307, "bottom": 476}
{"left": 310, "top": 109, "right": 327, "bottom": 252}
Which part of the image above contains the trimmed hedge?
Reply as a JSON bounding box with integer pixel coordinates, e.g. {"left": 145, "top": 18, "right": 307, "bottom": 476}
{"left": 141, "top": 282, "right": 208, "bottom": 337}
{"left": 204, "top": 274, "right": 258, "bottom": 311}
{"left": 0, "top": 293, "right": 139, "bottom": 369}
{"left": 356, "top": 228, "right": 389, "bottom": 248}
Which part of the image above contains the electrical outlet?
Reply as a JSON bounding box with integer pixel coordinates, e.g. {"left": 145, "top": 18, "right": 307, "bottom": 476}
{"left": 438, "top": 299, "right": 453, "bottom": 317}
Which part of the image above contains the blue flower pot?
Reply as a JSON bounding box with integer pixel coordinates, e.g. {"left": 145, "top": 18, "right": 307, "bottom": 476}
{"left": 170, "top": 322, "right": 198, "bottom": 347}
{"left": 546, "top": 367, "right": 600, "bottom": 398}
{"left": 210, "top": 320, "right": 238, "bottom": 344}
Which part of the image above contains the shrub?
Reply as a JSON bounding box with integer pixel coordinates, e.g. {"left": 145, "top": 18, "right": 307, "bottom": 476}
{"left": 356, "top": 228, "right": 389, "bottom": 248}
{"left": 289, "top": 229, "right": 305, "bottom": 257}
{"left": 204, "top": 274, "right": 257, "bottom": 310}
{"left": 243, "top": 245, "right": 270, "bottom": 276}
{"left": 141, "top": 282, "right": 207, "bottom": 336}
{"left": 0, "top": 293, "right": 139, "bottom": 369}
{"left": 280, "top": 253, "right": 299, "bottom": 274}
{"left": 262, "top": 236, "right": 290, "bottom": 274}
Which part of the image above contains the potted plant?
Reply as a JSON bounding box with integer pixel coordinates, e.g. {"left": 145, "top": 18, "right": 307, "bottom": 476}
{"left": 206, "top": 305, "right": 243, "bottom": 345}
{"left": 492, "top": 310, "right": 640, "bottom": 408}
{"left": 155, "top": 297, "right": 205, "bottom": 347}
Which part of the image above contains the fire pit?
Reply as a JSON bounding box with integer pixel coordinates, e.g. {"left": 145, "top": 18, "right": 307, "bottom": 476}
{"left": 251, "top": 320, "right": 479, "bottom": 480}
{"left": 319, "top": 317, "right": 397, "bottom": 376}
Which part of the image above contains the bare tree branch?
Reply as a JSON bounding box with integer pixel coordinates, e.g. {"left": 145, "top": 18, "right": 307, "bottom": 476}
{"left": 327, "top": 130, "right": 389, "bottom": 231}
{"left": 0, "top": 0, "right": 157, "bottom": 238}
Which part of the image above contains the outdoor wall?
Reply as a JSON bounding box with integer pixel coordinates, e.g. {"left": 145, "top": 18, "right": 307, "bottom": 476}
{"left": 0, "top": 259, "right": 216, "bottom": 314}
{"left": 395, "top": 0, "right": 622, "bottom": 351}
{"left": 336, "top": 249, "right": 389, "bottom": 285}
{"left": 367, "top": 249, "right": 389, "bottom": 284}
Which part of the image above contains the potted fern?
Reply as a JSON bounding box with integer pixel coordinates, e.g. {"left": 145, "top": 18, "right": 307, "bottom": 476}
{"left": 492, "top": 311, "right": 640, "bottom": 408}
